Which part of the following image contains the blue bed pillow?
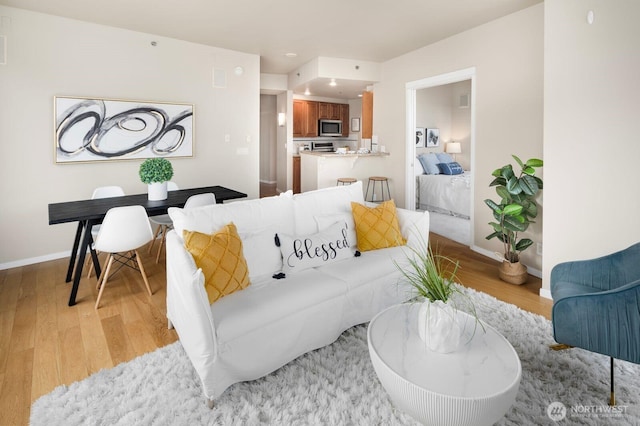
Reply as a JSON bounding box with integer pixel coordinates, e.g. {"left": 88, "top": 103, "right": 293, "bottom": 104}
{"left": 436, "top": 152, "right": 454, "bottom": 164}
{"left": 418, "top": 153, "right": 440, "bottom": 174}
{"left": 437, "top": 162, "right": 464, "bottom": 175}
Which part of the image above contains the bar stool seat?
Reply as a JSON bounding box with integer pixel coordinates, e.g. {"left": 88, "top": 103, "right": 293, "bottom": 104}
{"left": 337, "top": 177, "right": 357, "bottom": 185}
{"left": 366, "top": 176, "right": 391, "bottom": 202}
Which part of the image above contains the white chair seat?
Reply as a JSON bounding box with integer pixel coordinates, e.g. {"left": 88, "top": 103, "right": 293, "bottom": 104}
{"left": 94, "top": 205, "right": 154, "bottom": 309}
{"left": 87, "top": 186, "right": 125, "bottom": 278}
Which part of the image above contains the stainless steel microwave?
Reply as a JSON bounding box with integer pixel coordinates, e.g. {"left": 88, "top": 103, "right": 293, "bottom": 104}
{"left": 318, "top": 119, "right": 342, "bottom": 137}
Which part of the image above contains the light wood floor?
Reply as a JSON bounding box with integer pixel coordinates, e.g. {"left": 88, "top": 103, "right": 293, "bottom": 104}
{"left": 0, "top": 205, "right": 552, "bottom": 425}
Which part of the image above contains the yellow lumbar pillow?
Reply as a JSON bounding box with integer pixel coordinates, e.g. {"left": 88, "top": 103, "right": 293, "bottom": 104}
{"left": 183, "top": 222, "right": 250, "bottom": 304}
{"left": 351, "top": 200, "right": 406, "bottom": 252}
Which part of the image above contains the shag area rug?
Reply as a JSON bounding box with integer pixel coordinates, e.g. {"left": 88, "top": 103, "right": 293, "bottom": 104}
{"left": 31, "top": 287, "right": 640, "bottom": 425}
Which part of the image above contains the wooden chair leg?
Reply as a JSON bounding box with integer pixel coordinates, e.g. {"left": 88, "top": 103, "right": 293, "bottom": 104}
{"left": 135, "top": 249, "right": 153, "bottom": 297}
{"left": 155, "top": 226, "right": 169, "bottom": 264}
{"left": 95, "top": 254, "right": 114, "bottom": 309}
{"left": 148, "top": 224, "right": 163, "bottom": 254}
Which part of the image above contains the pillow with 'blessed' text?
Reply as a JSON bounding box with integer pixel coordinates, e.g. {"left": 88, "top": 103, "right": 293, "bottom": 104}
{"left": 276, "top": 220, "right": 354, "bottom": 274}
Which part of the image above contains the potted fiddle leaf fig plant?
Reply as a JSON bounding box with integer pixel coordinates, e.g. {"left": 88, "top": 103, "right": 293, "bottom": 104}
{"left": 484, "top": 155, "right": 543, "bottom": 285}
{"left": 139, "top": 157, "right": 174, "bottom": 201}
{"left": 395, "top": 237, "right": 482, "bottom": 354}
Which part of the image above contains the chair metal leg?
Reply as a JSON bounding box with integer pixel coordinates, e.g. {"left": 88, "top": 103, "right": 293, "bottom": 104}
{"left": 610, "top": 357, "right": 616, "bottom": 406}
{"left": 95, "top": 254, "right": 114, "bottom": 309}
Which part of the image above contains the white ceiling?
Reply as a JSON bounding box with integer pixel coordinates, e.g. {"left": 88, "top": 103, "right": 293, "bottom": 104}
{"left": 0, "top": 0, "right": 541, "bottom": 98}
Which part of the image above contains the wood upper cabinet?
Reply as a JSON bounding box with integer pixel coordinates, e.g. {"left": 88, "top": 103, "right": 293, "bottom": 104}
{"left": 294, "top": 100, "right": 348, "bottom": 137}
{"left": 318, "top": 102, "right": 342, "bottom": 120}
{"left": 340, "top": 104, "right": 349, "bottom": 137}
{"left": 293, "top": 100, "right": 318, "bottom": 138}
{"left": 362, "top": 91, "right": 373, "bottom": 139}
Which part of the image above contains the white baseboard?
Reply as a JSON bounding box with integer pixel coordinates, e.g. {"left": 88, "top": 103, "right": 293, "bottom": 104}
{"left": 539, "top": 288, "right": 553, "bottom": 300}
{"left": 470, "top": 244, "right": 542, "bottom": 279}
{"left": 0, "top": 250, "right": 70, "bottom": 270}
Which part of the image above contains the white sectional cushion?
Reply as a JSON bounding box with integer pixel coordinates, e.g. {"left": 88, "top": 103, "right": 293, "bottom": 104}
{"left": 396, "top": 208, "right": 430, "bottom": 249}
{"left": 292, "top": 181, "right": 364, "bottom": 236}
{"left": 316, "top": 245, "right": 410, "bottom": 292}
{"left": 211, "top": 268, "right": 347, "bottom": 341}
{"left": 277, "top": 221, "right": 355, "bottom": 274}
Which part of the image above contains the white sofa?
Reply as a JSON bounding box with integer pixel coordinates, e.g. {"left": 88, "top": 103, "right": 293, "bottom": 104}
{"left": 165, "top": 181, "right": 429, "bottom": 406}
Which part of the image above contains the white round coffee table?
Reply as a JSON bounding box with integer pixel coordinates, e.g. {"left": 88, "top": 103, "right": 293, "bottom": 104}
{"left": 368, "top": 303, "right": 521, "bottom": 426}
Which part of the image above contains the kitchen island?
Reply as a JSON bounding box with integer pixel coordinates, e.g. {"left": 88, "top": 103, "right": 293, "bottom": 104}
{"left": 300, "top": 150, "right": 391, "bottom": 193}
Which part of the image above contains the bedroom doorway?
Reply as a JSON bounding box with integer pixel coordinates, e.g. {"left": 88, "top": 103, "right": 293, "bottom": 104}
{"left": 405, "top": 67, "right": 476, "bottom": 246}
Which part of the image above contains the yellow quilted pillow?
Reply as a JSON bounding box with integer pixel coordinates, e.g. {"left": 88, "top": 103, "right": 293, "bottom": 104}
{"left": 183, "top": 223, "right": 250, "bottom": 304}
{"left": 351, "top": 200, "right": 406, "bottom": 252}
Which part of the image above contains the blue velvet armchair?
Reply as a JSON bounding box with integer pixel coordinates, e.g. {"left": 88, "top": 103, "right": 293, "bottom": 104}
{"left": 551, "top": 242, "right": 640, "bottom": 405}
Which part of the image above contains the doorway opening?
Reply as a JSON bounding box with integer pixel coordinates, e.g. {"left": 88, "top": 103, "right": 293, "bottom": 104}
{"left": 405, "top": 67, "right": 476, "bottom": 246}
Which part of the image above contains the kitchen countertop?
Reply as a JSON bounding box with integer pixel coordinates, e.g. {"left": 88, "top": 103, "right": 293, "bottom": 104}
{"left": 299, "top": 151, "right": 390, "bottom": 158}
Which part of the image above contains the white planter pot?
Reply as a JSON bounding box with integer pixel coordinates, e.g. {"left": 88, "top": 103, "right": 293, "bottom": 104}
{"left": 148, "top": 182, "right": 168, "bottom": 201}
{"left": 418, "top": 300, "right": 464, "bottom": 353}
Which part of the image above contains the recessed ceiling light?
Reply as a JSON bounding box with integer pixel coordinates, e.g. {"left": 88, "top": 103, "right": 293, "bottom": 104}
{"left": 329, "top": 79, "right": 337, "bottom": 87}
{"left": 285, "top": 52, "right": 297, "bottom": 58}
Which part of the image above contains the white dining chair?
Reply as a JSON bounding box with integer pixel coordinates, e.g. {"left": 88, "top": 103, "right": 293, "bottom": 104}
{"left": 148, "top": 181, "right": 179, "bottom": 263}
{"left": 184, "top": 192, "right": 217, "bottom": 209}
{"left": 86, "top": 186, "right": 125, "bottom": 278}
{"left": 94, "top": 205, "right": 154, "bottom": 309}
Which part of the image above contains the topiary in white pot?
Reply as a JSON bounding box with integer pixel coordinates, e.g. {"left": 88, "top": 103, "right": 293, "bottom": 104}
{"left": 139, "top": 158, "right": 174, "bottom": 201}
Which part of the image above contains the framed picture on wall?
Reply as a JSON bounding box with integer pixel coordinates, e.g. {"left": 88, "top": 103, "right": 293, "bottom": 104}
{"left": 416, "top": 127, "right": 425, "bottom": 147}
{"left": 54, "top": 96, "right": 194, "bottom": 164}
{"left": 426, "top": 128, "right": 440, "bottom": 147}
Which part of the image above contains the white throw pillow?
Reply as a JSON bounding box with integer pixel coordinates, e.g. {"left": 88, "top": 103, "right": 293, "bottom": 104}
{"left": 315, "top": 213, "right": 357, "bottom": 251}
{"left": 276, "top": 221, "right": 355, "bottom": 274}
{"left": 292, "top": 181, "right": 364, "bottom": 236}
{"left": 240, "top": 228, "right": 283, "bottom": 280}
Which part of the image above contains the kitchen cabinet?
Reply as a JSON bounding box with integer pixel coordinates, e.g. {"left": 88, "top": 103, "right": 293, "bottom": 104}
{"left": 340, "top": 104, "right": 349, "bottom": 137}
{"left": 294, "top": 100, "right": 348, "bottom": 138}
{"left": 362, "top": 91, "right": 373, "bottom": 139}
{"left": 293, "top": 100, "right": 318, "bottom": 138}
{"left": 318, "top": 102, "right": 341, "bottom": 120}
{"left": 293, "top": 155, "right": 301, "bottom": 194}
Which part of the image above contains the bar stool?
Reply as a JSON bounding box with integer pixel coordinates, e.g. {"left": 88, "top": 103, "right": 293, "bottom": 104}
{"left": 337, "top": 177, "right": 357, "bottom": 186}
{"left": 366, "top": 176, "right": 391, "bottom": 202}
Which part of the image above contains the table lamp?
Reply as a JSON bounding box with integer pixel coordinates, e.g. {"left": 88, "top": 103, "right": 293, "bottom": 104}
{"left": 445, "top": 142, "right": 461, "bottom": 160}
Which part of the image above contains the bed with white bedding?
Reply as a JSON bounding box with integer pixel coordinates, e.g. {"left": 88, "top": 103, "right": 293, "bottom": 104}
{"left": 416, "top": 171, "right": 471, "bottom": 218}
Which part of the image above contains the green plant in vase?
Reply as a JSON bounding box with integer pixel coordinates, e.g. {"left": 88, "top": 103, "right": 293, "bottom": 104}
{"left": 139, "top": 158, "right": 174, "bottom": 201}
{"left": 395, "top": 237, "right": 482, "bottom": 353}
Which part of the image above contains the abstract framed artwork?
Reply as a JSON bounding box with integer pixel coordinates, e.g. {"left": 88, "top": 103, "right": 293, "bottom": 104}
{"left": 426, "top": 128, "right": 440, "bottom": 147}
{"left": 416, "top": 127, "right": 425, "bottom": 147}
{"left": 54, "top": 96, "right": 194, "bottom": 163}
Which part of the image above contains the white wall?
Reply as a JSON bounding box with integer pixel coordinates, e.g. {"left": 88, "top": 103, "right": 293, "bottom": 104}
{"left": 375, "top": 4, "right": 544, "bottom": 271}
{"left": 260, "top": 95, "right": 277, "bottom": 183}
{"left": 543, "top": 0, "right": 640, "bottom": 292}
{"left": 451, "top": 80, "right": 472, "bottom": 171}
{"left": 0, "top": 6, "right": 260, "bottom": 266}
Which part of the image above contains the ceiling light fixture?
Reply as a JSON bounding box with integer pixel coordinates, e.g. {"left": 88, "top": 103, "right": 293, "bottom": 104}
{"left": 329, "top": 79, "right": 337, "bottom": 87}
{"left": 304, "top": 88, "right": 311, "bottom": 96}
{"left": 285, "top": 52, "right": 297, "bottom": 58}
